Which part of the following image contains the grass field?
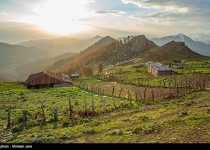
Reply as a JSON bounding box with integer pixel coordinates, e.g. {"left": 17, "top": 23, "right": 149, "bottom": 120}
{"left": 0, "top": 80, "right": 210, "bottom": 143}
{"left": 1, "top": 60, "right": 210, "bottom": 143}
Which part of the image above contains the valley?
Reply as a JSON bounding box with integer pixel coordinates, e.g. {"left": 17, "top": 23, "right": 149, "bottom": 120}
{"left": 1, "top": 33, "right": 210, "bottom": 144}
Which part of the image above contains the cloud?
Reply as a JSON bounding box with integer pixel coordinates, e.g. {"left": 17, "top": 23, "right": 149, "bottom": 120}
{"left": 121, "top": 0, "right": 206, "bottom": 9}
{"left": 0, "top": 12, "right": 10, "bottom": 15}
{"left": 121, "top": 0, "right": 210, "bottom": 15}
{"left": 0, "top": 21, "right": 57, "bottom": 44}
{"left": 124, "top": 0, "right": 210, "bottom": 28}
{"left": 86, "top": 0, "right": 95, "bottom": 2}
{"left": 94, "top": 10, "right": 126, "bottom": 16}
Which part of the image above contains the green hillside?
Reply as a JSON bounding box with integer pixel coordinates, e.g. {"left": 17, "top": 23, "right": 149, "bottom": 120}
{"left": 1, "top": 36, "right": 210, "bottom": 144}
{"left": 0, "top": 42, "right": 49, "bottom": 81}
{"left": 0, "top": 80, "right": 210, "bottom": 143}
{"left": 16, "top": 52, "right": 77, "bottom": 81}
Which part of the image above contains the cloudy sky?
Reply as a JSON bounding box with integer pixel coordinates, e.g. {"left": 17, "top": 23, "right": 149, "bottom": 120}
{"left": 0, "top": 0, "right": 210, "bottom": 44}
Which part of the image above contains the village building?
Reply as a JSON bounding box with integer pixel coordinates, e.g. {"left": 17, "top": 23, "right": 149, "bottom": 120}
{"left": 169, "top": 62, "right": 184, "bottom": 69}
{"left": 146, "top": 61, "right": 154, "bottom": 66}
{"left": 70, "top": 74, "right": 79, "bottom": 78}
{"left": 147, "top": 62, "right": 177, "bottom": 76}
{"left": 25, "top": 71, "right": 72, "bottom": 89}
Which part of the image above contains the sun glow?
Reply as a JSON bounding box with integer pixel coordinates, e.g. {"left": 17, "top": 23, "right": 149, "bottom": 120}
{"left": 28, "top": 0, "right": 91, "bottom": 35}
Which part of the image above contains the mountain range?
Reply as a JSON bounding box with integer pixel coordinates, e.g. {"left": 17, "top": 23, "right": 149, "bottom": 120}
{"left": 190, "top": 33, "right": 210, "bottom": 45}
{"left": 1, "top": 33, "right": 210, "bottom": 81}
{"left": 55, "top": 34, "right": 209, "bottom": 76}
{"left": 141, "top": 40, "right": 205, "bottom": 64}
{"left": 0, "top": 42, "right": 49, "bottom": 81}
{"left": 16, "top": 36, "right": 117, "bottom": 81}
{"left": 17, "top": 35, "right": 103, "bottom": 56}
{"left": 0, "top": 35, "right": 104, "bottom": 81}
{"left": 151, "top": 33, "right": 210, "bottom": 56}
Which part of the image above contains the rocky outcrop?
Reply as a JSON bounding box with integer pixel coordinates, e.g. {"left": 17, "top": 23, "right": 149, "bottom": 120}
{"left": 129, "top": 35, "right": 157, "bottom": 52}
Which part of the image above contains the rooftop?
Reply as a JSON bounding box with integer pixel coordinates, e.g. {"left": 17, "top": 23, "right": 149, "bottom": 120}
{"left": 148, "top": 62, "right": 171, "bottom": 71}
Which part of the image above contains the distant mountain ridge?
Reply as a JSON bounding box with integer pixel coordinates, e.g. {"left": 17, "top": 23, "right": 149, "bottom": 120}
{"left": 3, "top": 33, "right": 210, "bottom": 81}
{"left": 151, "top": 33, "right": 210, "bottom": 56}
{"left": 15, "top": 52, "right": 77, "bottom": 81}
{"left": 54, "top": 35, "right": 158, "bottom": 75}
{"left": 0, "top": 42, "right": 49, "bottom": 81}
{"left": 44, "top": 36, "right": 117, "bottom": 72}
{"left": 190, "top": 33, "right": 210, "bottom": 45}
{"left": 0, "top": 35, "right": 113, "bottom": 81}
{"left": 17, "top": 36, "right": 103, "bottom": 56}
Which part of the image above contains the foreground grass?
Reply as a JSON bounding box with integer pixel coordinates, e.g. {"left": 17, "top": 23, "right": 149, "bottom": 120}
{"left": 0, "top": 82, "right": 210, "bottom": 143}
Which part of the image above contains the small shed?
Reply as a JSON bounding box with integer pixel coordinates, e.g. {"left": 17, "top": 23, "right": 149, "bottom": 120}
{"left": 147, "top": 62, "right": 177, "bottom": 76}
{"left": 25, "top": 71, "right": 72, "bottom": 89}
{"left": 169, "top": 62, "right": 183, "bottom": 69}
{"left": 70, "top": 74, "right": 79, "bottom": 78}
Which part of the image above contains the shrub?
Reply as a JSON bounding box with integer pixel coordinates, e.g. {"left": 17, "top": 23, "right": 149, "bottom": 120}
{"left": 62, "top": 121, "right": 70, "bottom": 128}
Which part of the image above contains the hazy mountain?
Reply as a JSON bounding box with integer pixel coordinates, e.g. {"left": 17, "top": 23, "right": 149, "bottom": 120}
{"left": 189, "top": 33, "right": 210, "bottom": 45}
{"left": 54, "top": 34, "right": 158, "bottom": 74}
{"left": 83, "top": 35, "right": 102, "bottom": 43}
{"left": 16, "top": 52, "right": 77, "bottom": 81}
{"left": 151, "top": 33, "right": 210, "bottom": 56}
{"left": 141, "top": 41, "right": 206, "bottom": 65}
{"left": 44, "top": 36, "right": 117, "bottom": 72}
{"left": 17, "top": 35, "right": 103, "bottom": 56}
{"left": 0, "top": 42, "right": 49, "bottom": 81}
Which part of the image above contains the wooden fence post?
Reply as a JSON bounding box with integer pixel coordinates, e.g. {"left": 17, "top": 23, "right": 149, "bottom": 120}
{"left": 69, "top": 97, "right": 73, "bottom": 119}
{"left": 92, "top": 95, "right": 95, "bottom": 114}
{"left": 151, "top": 90, "right": 154, "bottom": 101}
{"left": 128, "top": 90, "right": 130, "bottom": 100}
{"left": 101, "top": 96, "right": 107, "bottom": 112}
{"left": 119, "top": 88, "right": 122, "bottom": 98}
{"left": 7, "top": 106, "right": 11, "bottom": 129}
{"left": 112, "top": 95, "right": 117, "bottom": 109}
{"left": 112, "top": 86, "right": 117, "bottom": 109}
{"left": 84, "top": 98, "right": 87, "bottom": 115}
{"left": 53, "top": 108, "right": 58, "bottom": 121}
{"left": 22, "top": 110, "right": 27, "bottom": 126}
{"left": 203, "top": 80, "right": 206, "bottom": 90}
{"left": 176, "top": 84, "right": 179, "bottom": 97}
{"left": 155, "top": 86, "right": 158, "bottom": 99}
{"left": 143, "top": 87, "right": 147, "bottom": 102}
{"left": 41, "top": 100, "right": 46, "bottom": 124}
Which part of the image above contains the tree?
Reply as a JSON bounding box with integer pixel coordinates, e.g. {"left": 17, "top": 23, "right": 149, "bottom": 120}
{"left": 82, "top": 65, "right": 93, "bottom": 76}
{"left": 119, "top": 39, "right": 123, "bottom": 45}
{"left": 98, "top": 61, "right": 104, "bottom": 74}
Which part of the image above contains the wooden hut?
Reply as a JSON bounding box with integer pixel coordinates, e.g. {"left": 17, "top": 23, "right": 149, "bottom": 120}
{"left": 147, "top": 62, "right": 177, "bottom": 76}
{"left": 169, "top": 62, "right": 183, "bottom": 69}
{"left": 25, "top": 71, "right": 72, "bottom": 89}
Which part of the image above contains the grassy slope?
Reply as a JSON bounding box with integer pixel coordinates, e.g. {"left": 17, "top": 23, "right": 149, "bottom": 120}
{"left": 0, "top": 80, "right": 210, "bottom": 143}
{"left": 15, "top": 52, "right": 77, "bottom": 81}
{"left": 1, "top": 58, "right": 210, "bottom": 143}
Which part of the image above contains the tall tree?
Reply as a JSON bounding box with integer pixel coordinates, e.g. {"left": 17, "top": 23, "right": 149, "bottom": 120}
{"left": 98, "top": 61, "right": 104, "bottom": 74}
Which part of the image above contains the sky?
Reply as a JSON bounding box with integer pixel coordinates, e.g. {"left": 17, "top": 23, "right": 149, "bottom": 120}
{"left": 0, "top": 0, "right": 210, "bottom": 44}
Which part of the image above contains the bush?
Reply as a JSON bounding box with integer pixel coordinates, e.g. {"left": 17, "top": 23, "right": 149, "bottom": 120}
{"left": 62, "top": 121, "right": 70, "bottom": 128}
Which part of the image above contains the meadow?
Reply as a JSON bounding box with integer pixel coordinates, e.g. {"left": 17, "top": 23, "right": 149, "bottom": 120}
{"left": 0, "top": 60, "right": 210, "bottom": 143}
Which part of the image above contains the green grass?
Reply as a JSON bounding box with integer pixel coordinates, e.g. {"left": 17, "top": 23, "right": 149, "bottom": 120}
{"left": 1, "top": 72, "right": 210, "bottom": 143}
